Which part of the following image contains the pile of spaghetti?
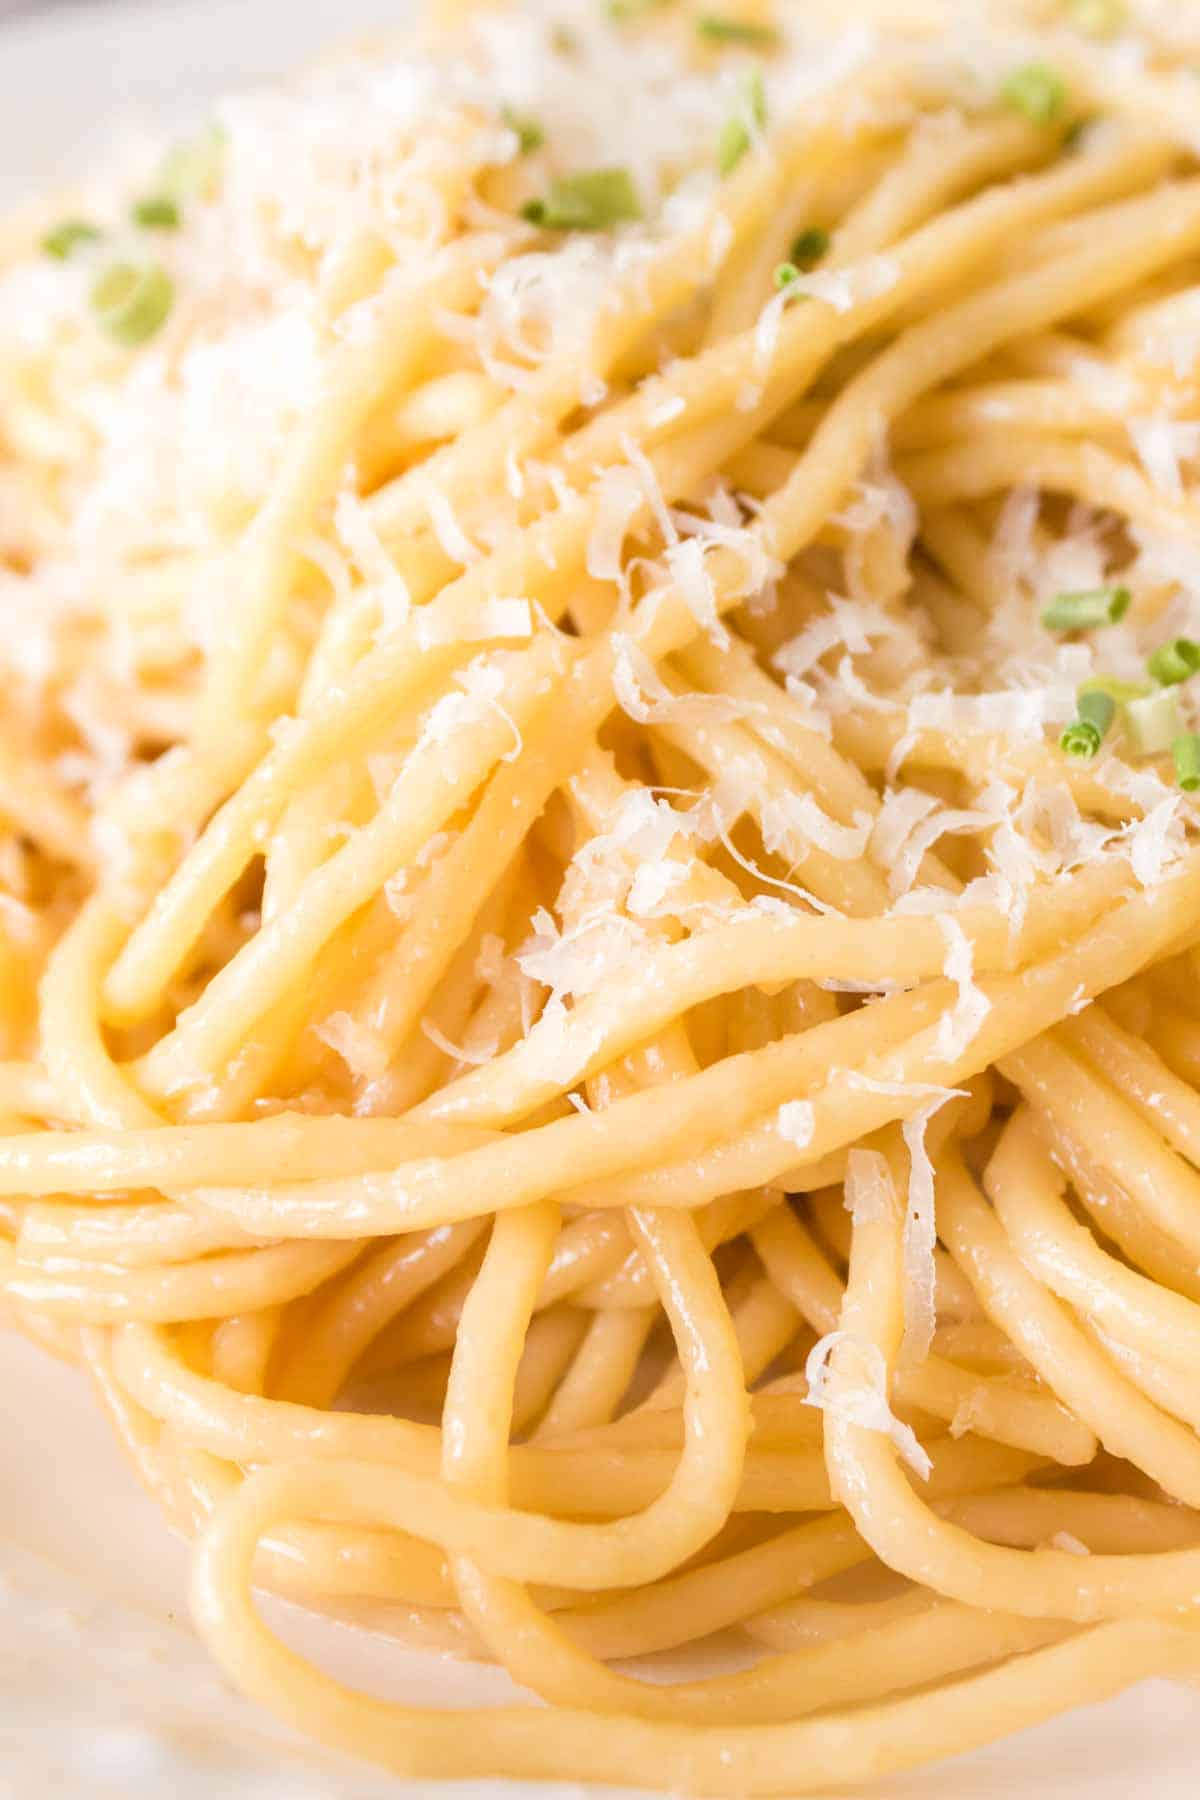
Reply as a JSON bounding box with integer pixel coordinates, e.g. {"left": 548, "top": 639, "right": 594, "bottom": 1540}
{"left": 9, "top": 0, "right": 1200, "bottom": 1788}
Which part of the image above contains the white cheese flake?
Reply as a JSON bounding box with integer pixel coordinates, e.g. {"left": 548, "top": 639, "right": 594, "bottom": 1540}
{"left": 421, "top": 1018, "right": 499, "bottom": 1067}
{"left": 803, "top": 1330, "right": 931, "bottom": 1480}
{"left": 777, "top": 1100, "right": 816, "bottom": 1150}
{"left": 610, "top": 633, "right": 747, "bottom": 725}
{"left": 844, "top": 1148, "right": 894, "bottom": 1224}
{"left": 843, "top": 1072, "right": 966, "bottom": 1364}
{"left": 933, "top": 916, "right": 991, "bottom": 1061}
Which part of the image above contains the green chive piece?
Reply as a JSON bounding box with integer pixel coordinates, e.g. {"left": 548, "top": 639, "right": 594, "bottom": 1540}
{"left": 1060, "top": 720, "right": 1102, "bottom": 759}
{"left": 41, "top": 219, "right": 101, "bottom": 261}
{"left": 606, "top": 0, "right": 673, "bottom": 19}
{"left": 1001, "top": 62, "right": 1068, "bottom": 125}
{"left": 1126, "top": 690, "right": 1180, "bottom": 756}
{"left": 1060, "top": 688, "right": 1115, "bottom": 759}
{"left": 1041, "top": 585, "right": 1130, "bottom": 631}
{"left": 500, "top": 105, "right": 544, "bottom": 154}
{"left": 90, "top": 262, "right": 174, "bottom": 347}
{"left": 789, "top": 226, "right": 830, "bottom": 268}
{"left": 716, "top": 66, "right": 767, "bottom": 175}
{"left": 1148, "top": 637, "right": 1200, "bottom": 687}
{"left": 132, "top": 194, "right": 181, "bottom": 230}
{"left": 160, "top": 124, "right": 227, "bottom": 203}
{"left": 774, "top": 260, "right": 813, "bottom": 302}
{"left": 1173, "top": 733, "right": 1200, "bottom": 790}
{"left": 1079, "top": 674, "right": 1149, "bottom": 704}
{"left": 1079, "top": 689, "right": 1116, "bottom": 733}
{"left": 1069, "top": 0, "right": 1125, "bottom": 39}
{"left": 522, "top": 167, "right": 641, "bottom": 230}
{"left": 697, "top": 13, "right": 779, "bottom": 44}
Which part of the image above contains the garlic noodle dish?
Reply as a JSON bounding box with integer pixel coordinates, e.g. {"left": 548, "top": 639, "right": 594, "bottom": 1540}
{"left": 5, "top": 0, "right": 1200, "bottom": 1791}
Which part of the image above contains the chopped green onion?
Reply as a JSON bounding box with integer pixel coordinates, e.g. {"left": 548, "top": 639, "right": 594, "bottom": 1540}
{"left": 522, "top": 167, "right": 641, "bottom": 230}
{"left": 697, "top": 13, "right": 778, "bottom": 44}
{"left": 500, "top": 105, "right": 544, "bottom": 154}
{"left": 90, "top": 261, "right": 174, "bottom": 347}
{"left": 1148, "top": 637, "right": 1200, "bottom": 687}
{"left": 1060, "top": 688, "right": 1115, "bottom": 759}
{"left": 1069, "top": 0, "right": 1125, "bottom": 38}
{"left": 606, "top": 0, "right": 673, "bottom": 18}
{"left": 1126, "top": 690, "right": 1180, "bottom": 756}
{"left": 716, "top": 66, "right": 767, "bottom": 175}
{"left": 1041, "top": 585, "right": 1130, "bottom": 631}
{"left": 41, "top": 219, "right": 101, "bottom": 261}
{"left": 789, "top": 226, "right": 830, "bottom": 269}
{"left": 1079, "top": 674, "right": 1149, "bottom": 704}
{"left": 1173, "top": 733, "right": 1200, "bottom": 790}
{"left": 1079, "top": 689, "right": 1116, "bottom": 733}
{"left": 1001, "top": 62, "right": 1068, "bottom": 125}
{"left": 774, "top": 260, "right": 814, "bottom": 302}
{"left": 1059, "top": 720, "right": 1102, "bottom": 759}
{"left": 132, "top": 194, "right": 181, "bottom": 230}
{"left": 160, "top": 124, "right": 227, "bottom": 203}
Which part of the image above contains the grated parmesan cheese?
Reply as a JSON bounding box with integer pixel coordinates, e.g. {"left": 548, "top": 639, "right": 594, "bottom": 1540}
{"left": 1128, "top": 416, "right": 1200, "bottom": 501}
{"left": 843, "top": 1072, "right": 966, "bottom": 1364}
{"left": 587, "top": 467, "right": 645, "bottom": 586}
{"left": 803, "top": 1329, "right": 931, "bottom": 1479}
{"left": 420, "top": 476, "right": 483, "bottom": 567}
{"left": 760, "top": 791, "right": 873, "bottom": 863}
{"left": 420, "top": 658, "right": 524, "bottom": 761}
{"left": 933, "top": 916, "right": 991, "bottom": 1061}
{"left": 312, "top": 1010, "right": 389, "bottom": 1079}
{"left": 611, "top": 634, "right": 748, "bottom": 726}
{"left": 1125, "top": 795, "right": 1185, "bottom": 888}
{"left": 333, "top": 490, "right": 411, "bottom": 634}
{"left": 777, "top": 1100, "right": 816, "bottom": 1150}
{"left": 843, "top": 1147, "right": 894, "bottom": 1223}
{"left": 421, "top": 1018, "right": 499, "bottom": 1067}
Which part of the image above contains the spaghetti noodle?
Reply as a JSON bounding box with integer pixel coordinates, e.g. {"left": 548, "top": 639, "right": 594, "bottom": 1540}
{"left": 5, "top": 0, "right": 1200, "bottom": 1788}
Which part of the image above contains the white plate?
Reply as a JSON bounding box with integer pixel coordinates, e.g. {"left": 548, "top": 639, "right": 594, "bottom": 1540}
{"left": 0, "top": 2, "right": 1197, "bottom": 1793}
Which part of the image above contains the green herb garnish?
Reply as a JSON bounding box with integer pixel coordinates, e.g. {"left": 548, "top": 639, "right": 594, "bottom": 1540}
{"left": 716, "top": 66, "right": 767, "bottom": 175}
{"left": 1060, "top": 688, "right": 1115, "bottom": 759}
{"left": 1041, "top": 585, "right": 1130, "bottom": 632}
{"left": 697, "top": 13, "right": 779, "bottom": 45}
{"left": 41, "top": 219, "right": 101, "bottom": 261}
{"left": 1061, "top": 116, "right": 1094, "bottom": 151}
{"left": 1069, "top": 0, "right": 1125, "bottom": 39}
{"left": 500, "top": 106, "right": 544, "bottom": 154}
{"left": 606, "top": 0, "right": 674, "bottom": 18}
{"left": 160, "top": 124, "right": 227, "bottom": 203}
{"left": 1001, "top": 62, "right": 1068, "bottom": 125}
{"left": 522, "top": 167, "right": 641, "bottom": 230}
{"left": 90, "top": 261, "right": 174, "bottom": 347}
{"left": 132, "top": 194, "right": 181, "bottom": 230}
{"left": 1173, "top": 733, "right": 1200, "bottom": 790}
{"left": 1078, "top": 674, "right": 1149, "bottom": 704}
{"left": 1148, "top": 637, "right": 1200, "bottom": 687}
{"left": 788, "top": 226, "right": 830, "bottom": 268}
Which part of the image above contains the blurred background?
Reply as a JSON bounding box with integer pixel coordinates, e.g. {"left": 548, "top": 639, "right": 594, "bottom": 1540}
{"left": 0, "top": 0, "right": 108, "bottom": 14}
{"left": 0, "top": 0, "right": 402, "bottom": 207}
